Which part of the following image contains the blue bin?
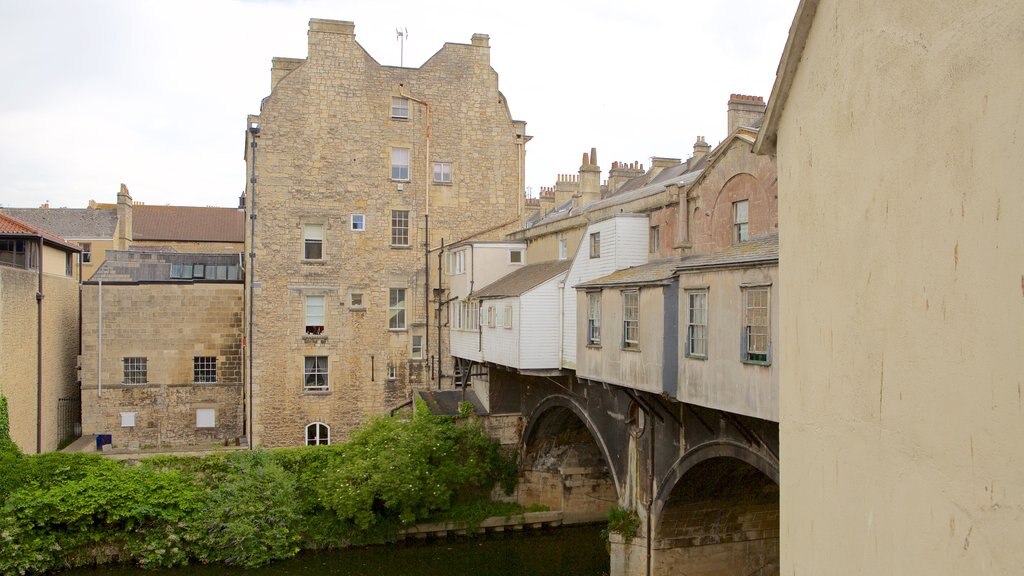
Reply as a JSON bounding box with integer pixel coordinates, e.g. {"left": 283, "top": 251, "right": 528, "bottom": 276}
{"left": 96, "top": 434, "right": 112, "bottom": 449}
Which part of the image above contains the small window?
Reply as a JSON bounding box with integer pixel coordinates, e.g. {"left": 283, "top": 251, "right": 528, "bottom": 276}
{"left": 503, "top": 305, "right": 513, "bottom": 329}
{"left": 350, "top": 292, "right": 364, "bottom": 308}
{"left": 123, "top": 357, "right": 147, "bottom": 384}
{"left": 587, "top": 292, "right": 601, "bottom": 345}
{"left": 306, "top": 422, "right": 330, "bottom": 446}
{"left": 743, "top": 287, "right": 770, "bottom": 363}
{"left": 305, "top": 295, "right": 325, "bottom": 335}
{"left": 449, "top": 250, "right": 466, "bottom": 274}
{"left": 304, "top": 356, "right": 329, "bottom": 391}
{"left": 509, "top": 249, "right": 523, "bottom": 264}
{"left": 432, "top": 161, "right": 452, "bottom": 183}
{"left": 391, "top": 210, "right": 409, "bottom": 246}
{"left": 470, "top": 301, "right": 480, "bottom": 330}
{"left": 558, "top": 238, "right": 568, "bottom": 260}
{"left": 120, "top": 412, "right": 136, "bottom": 428}
{"left": 623, "top": 290, "right": 639, "bottom": 349}
{"left": 487, "top": 306, "right": 496, "bottom": 328}
{"left": 686, "top": 291, "right": 707, "bottom": 358}
{"left": 389, "top": 288, "right": 407, "bottom": 330}
{"left": 304, "top": 224, "right": 324, "bottom": 260}
{"left": 411, "top": 335, "right": 423, "bottom": 359}
{"left": 589, "top": 232, "right": 601, "bottom": 258}
{"left": 170, "top": 264, "right": 192, "bottom": 279}
{"left": 734, "top": 200, "right": 749, "bottom": 243}
{"left": 81, "top": 243, "right": 92, "bottom": 264}
{"left": 351, "top": 214, "right": 365, "bottom": 231}
{"left": 194, "top": 356, "right": 217, "bottom": 383}
{"left": 65, "top": 252, "right": 73, "bottom": 276}
{"left": 387, "top": 364, "right": 397, "bottom": 380}
{"left": 391, "top": 97, "right": 409, "bottom": 120}
{"left": 196, "top": 408, "right": 216, "bottom": 428}
{"left": 391, "top": 147, "right": 410, "bottom": 181}
{"left": 192, "top": 264, "right": 205, "bottom": 279}
{"left": 649, "top": 226, "right": 660, "bottom": 254}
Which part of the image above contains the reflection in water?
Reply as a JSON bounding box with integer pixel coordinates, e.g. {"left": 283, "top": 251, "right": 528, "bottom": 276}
{"left": 64, "top": 525, "right": 609, "bottom": 576}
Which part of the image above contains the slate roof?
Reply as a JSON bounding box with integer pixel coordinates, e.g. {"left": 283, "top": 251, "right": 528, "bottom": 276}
{"left": 675, "top": 233, "right": 779, "bottom": 270}
{"left": 133, "top": 205, "right": 244, "bottom": 243}
{"left": 1, "top": 207, "right": 117, "bottom": 239}
{"left": 0, "top": 212, "right": 81, "bottom": 252}
{"left": 87, "top": 250, "right": 243, "bottom": 283}
{"left": 576, "top": 258, "right": 683, "bottom": 289}
{"left": 471, "top": 259, "right": 571, "bottom": 299}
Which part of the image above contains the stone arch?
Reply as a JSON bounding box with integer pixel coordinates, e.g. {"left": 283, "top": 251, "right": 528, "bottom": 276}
{"left": 518, "top": 394, "right": 620, "bottom": 517}
{"left": 704, "top": 171, "right": 775, "bottom": 249}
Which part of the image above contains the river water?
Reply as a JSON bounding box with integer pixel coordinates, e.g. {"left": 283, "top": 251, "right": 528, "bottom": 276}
{"left": 64, "top": 525, "right": 609, "bottom": 576}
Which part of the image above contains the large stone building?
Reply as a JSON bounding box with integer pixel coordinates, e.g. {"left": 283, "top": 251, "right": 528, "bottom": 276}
{"left": 0, "top": 212, "right": 81, "bottom": 453}
{"left": 756, "top": 0, "right": 1024, "bottom": 573}
{"left": 244, "top": 19, "right": 528, "bottom": 447}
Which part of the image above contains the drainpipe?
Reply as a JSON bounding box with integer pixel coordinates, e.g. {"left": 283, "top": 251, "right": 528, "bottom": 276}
{"left": 646, "top": 414, "right": 654, "bottom": 576}
{"left": 36, "top": 238, "right": 43, "bottom": 454}
{"left": 247, "top": 124, "right": 259, "bottom": 449}
{"left": 97, "top": 281, "right": 103, "bottom": 398}
{"left": 436, "top": 239, "right": 444, "bottom": 390}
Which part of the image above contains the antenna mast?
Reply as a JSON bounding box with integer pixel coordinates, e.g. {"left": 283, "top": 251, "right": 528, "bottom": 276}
{"left": 396, "top": 27, "right": 408, "bottom": 66}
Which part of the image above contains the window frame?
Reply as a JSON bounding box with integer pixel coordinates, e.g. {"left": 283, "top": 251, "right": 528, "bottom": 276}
{"left": 387, "top": 364, "right": 397, "bottom": 380}
{"left": 196, "top": 408, "right": 216, "bottom": 428}
{"left": 503, "top": 304, "right": 513, "bottom": 329}
{"left": 649, "top": 225, "right": 660, "bottom": 254}
{"left": 622, "top": 290, "right": 640, "bottom": 350}
{"left": 742, "top": 286, "right": 771, "bottom": 364}
{"left": 81, "top": 242, "right": 92, "bottom": 263}
{"left": 306, "top": 422, "right": 331, "bottom": 445}
{"left": 305, "top": 294, "right": 325, "bottom": 335}
{"left": 733, "top": 200, "right": 749, "bottom": 243}
{"left": 304, "top": 356, "right": 329, "bottom": 392}
{"left": 391, "top": 147, "right": 411, "bottom": 181}
{"left": 432, "top": 161, "right": 452, "bottom": 184}
{"left": 123, "top": 357, "right": 147, "bottom": 385}
{"left": 449, "top": 250, "right": 466, "bottom": 275}
{"left": 350, "top": 292, "right": 364, "bottom": 309}
{"left": 558, "top": 238, "right": 568, "bottom": 261}
{"left": 509, "top": 249, "right": 524, "bottom": 265}
{"left": 685, "top": 290, "right": 708, "bottom": 359}
{"left": 411, "top": 335, "right": 423, "bottom": 359}
{"left": 351, "top": 214, "right": 365, "bottom": 232}
{"left": 304, "top": 223, "right": 324, "bottom": 260}
{"left": 389, "top": 287, "right": 407, "bottom": 330}
{"left": 193, "top": 356, "right": 217, "bottom": 384}
{"left": 587, "top": 292, "right": 601, "bottom": 346}
{"left": 391, "top": 97, "right": 410, "bottom": 120}
{"left": 391, "top": 210, "right": 410, "bottom": 247}
{"left": 589, "top": 232, "right": 601, "bottom": 259}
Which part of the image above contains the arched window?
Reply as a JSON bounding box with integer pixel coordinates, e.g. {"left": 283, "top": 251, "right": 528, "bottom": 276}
{"left": 306, "top": 422, "right": 330, "bottom": 446}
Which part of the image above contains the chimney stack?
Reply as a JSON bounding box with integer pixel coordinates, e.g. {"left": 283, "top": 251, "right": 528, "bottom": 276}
{"left": 688, "top": 136, "right": 712, "bottom": 170}
{"left": 116, "top": 183, "right": 133, "bottom": 249}
{"left": 577, "top": 147, "right": 601, "bottom": 206}
{"left": 727, "top": 94, "right": 766, "bottom": 135}
{"left": 607, "top": 160, "right": 646, "bottom": 196}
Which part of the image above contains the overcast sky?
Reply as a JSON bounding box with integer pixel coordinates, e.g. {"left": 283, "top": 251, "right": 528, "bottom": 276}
{"left": 0, "top": 0, "right": 798, "bottom": 209}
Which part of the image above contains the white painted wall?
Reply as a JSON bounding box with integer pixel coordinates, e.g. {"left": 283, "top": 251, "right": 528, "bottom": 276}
{"left": 518, "top": 275, "right": 564, "bottom": 369}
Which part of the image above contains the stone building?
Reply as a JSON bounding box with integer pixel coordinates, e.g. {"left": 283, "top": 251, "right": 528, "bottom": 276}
{"left": 244, "top": 19, "right": 528, "bottom": 447}
{"left": 79, "top": 251, "right": 244, "bottom": 449}
{"left": 0, "top": 212, "right": 81, "bottom": 453}
{"left": 756, "top": 0, "right": 1024, "bottom": 573}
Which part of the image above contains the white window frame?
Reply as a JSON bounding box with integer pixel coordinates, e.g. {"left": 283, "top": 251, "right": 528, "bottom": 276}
{"left": 387, "top": 364, "right": 397, "bottom": 380}
{"left": 503, "top": 304, "right": 513, "bottom": 329}
{"left": 487, "top": 305, "right": 496, "bottom": 328}
{"left": 734, "top": 200, "right": 749, "bottom": 243}
{"left": 590, "top": 232, "right": 601, "bottom": 258}
{"left": 450, "top": 250, "right": 466, "bottom": 274}
{"left": 391, "top": 97, "right": 409, "bottom": 120}
{"left": 742, "top": 286, "right": 771, "bottom": 364}
{"left": 622, "top": 290, "right": 639, "bottom": 349}
{"left": 686, "top": 290, "right": 708, "bottom": 358}
{"left": 389, "top": 288, "right": 407, "bottom": 330}
{"left": 306, "top": 422, "right": 330, "bottom": 446}
{"left": 558, "top": 238, "right": 568, "bottom": 260}
{"left": 194, "top": 356, "right": 217, "bottom": 384}
{"left": 350, "top": 292, "right": 364, "bottom": 309}
{"left": 304, "top": 356, "right": 329, "bottom": 391}
{"left": 351, "top": 214, "right": 365, "bottom": 231}
{"left": 81, "top": 242, "right": 92, "bottom": 263}
{"left": 391, "top": 210, "right": 410, "bottom": 247}
{"left": 587, "top": 292, "right": 601, "bottom": 345}
{"left": 509, "top": 249, "right": 523, "bottom": 265}
{"left": 411, "top": 335, "right": 423, "bottom": 359}
{"left": 196, "top": 408, "right": 216, "bottom": 428}
{"left": 120, "top": 412, "right": 136, "bottom": 428}
{"left": 432, "top": 161, "right": 452, "bottom": 183}
{"left": 123, "top": 357, "right": 147, "bottom": 384}
{"left": 649, "top": 225, "right": 660, "bottom": 254}
{"left": 305, "top": 295, "right": 325, "bottom": 335}
{"left": 304, "top": 223, "right": 324, "bottom": 260}
{"left": 391, "top": 147, "right": 410, "bottom": 181}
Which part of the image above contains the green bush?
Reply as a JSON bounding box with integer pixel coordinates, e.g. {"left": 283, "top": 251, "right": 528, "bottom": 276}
{"left": 0, "top": 392, "right": 20, "bottom": 456}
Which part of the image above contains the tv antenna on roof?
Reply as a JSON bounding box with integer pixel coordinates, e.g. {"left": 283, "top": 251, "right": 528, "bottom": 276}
{"left": 396, "top": 27, "right": 408, "bottom": 66}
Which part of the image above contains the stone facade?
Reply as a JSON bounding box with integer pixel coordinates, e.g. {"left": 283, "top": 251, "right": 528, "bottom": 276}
{"left": 245, "top": 19, "right": 526, "bottom": 447}
{"left": 80, "top": 282, "right": 244, "bottom": 448}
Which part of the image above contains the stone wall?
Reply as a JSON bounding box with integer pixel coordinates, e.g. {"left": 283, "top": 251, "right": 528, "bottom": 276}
{"left": 246, "top": 20, "right": 525, "bottom": 447}
{"left": 80, "top": 283, "right": 243, "bottom": 448}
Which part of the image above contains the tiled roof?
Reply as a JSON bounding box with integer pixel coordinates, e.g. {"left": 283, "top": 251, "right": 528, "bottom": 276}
{"left": 1, "top": 207, "right": 118, "bottom": 239}
{"left": 675, "top": 233, "right": 779, "bottom": 270}
{"left": 471, "top": 259, "right": 571, "bottom": 299}
{"left": 87, "top": 250, "right": 243, "bottom": 283}
{"left": 0, "top": 212, "right": 81, "bottom": 252}
{"left": 133, "top": 205, "right": 244, "bottom": 243}
{"left": 576, "top": 258, "right": 683, "bottom": 288}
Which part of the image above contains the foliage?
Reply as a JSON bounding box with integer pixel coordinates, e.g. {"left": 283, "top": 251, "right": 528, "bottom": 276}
{"left": 602, "top": 506, "right": 642, "bottom": 545}
{"left": 0, "top": 392, "right": 20, "bottom": 456}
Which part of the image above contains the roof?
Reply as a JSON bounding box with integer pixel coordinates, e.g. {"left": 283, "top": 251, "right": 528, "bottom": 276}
{"left": 133, "top": 205, "right": 244, "bottom": 243}
{"left": 0, "top": 212, "right": 81, "bottom": 252}
{"left": 87, "top": 250, "right": 243, "bottom": 283}
{"left": 472, "top": 259, "right": 571, "bottom": 299}
{"left": 576, "top": 258, "right": 683, "bottom": 289}
{"left": 675, "top": 233, "right": 779, "bottom": 271}
{"left": 1, "top": 207, "right": 117, "bottom": 239}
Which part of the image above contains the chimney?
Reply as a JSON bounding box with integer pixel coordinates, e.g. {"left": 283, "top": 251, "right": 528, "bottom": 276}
{"left": 307, "top": 19, "right": 356, "bottom": 66}
{"left": 522, "top": 196, "right": 540, "bottom": 225}
{"left": 577, "top": 147, "right": 601, "bottom": 206}
{"left": 238, "top": 192, "right": 246, "bottom": 210}
{"left": 116, "top": 183, "right": 133, "bottom": 249}
{"left": 539, "top": 187, "right": 556, "bottom": 214}
{"left": 607, "top": 160, "right": 646, "bottom": 196}
{"left": 648, "top": 157, "right": 682, "bottom": 181}
{"left": 727, "top": 94, "right": 766, "bottom": 135}
{"left": 688, "top": 136, "right": 712, "bottom": 170}
{"left": 554, "top": 174, "right": 577, "bottom": 208}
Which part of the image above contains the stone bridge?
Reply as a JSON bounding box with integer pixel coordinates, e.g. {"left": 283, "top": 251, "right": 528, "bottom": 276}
{"left": 481, "top": 366, "right": 780, "bottom": 576}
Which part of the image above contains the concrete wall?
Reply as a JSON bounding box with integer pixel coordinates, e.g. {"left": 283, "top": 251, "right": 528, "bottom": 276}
{"left": 80, "top": 282, "right": 243, "bottom": 448}
{"left": 246, "top": 20, "right": 524, "bottom": 446}
{"left": 770, "top": 0, "right": 1024, "bottom": 573}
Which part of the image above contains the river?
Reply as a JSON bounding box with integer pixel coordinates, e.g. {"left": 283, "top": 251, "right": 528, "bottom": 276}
{"left": 64, "top": 525, "right": 609, "bottom": 576}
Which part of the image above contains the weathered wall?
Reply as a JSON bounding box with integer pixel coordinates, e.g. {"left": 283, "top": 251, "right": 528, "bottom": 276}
{"left": 131, "top": 240, "right": 243, "bottom": 254}
{"left": 80, "top": 283, "right": 243, "bottom": 447}
{"left": 772, "top": 0, "right": 1024, "bottom": 573}
{"left": 247, "top": 20, "right": 525, "bottom": 447}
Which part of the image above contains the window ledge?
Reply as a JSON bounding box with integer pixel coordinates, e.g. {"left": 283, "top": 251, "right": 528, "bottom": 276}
{"left": 302, "top": 389, "right": 331, "bottom": 396}
{"left": 741, "top": 359, "right": 771, "bottom": 367}
{"left": 586, "top": 343, "right": 602, "bottom": 349}
{"left": 302, "top": 259, "right": 326, "bottom": 265}
{"left": 390, "top": 245, "right": 412, "bottom": 250}
{"left": 349, "top": 306, "right": 367, "bottom": 312}
{"left": 685, "top": 354, "right": 707, "bottom": 361}
{"left": 431, "top": 181, "right": 453, "bottom": 186}
{"left": 302, "top": 335, "right": 329, "bottom": 343}
{"left": 621, "top": 346, "right": 641, "bottom": 352}
{"left": 388, "top": 328, "right": 408, "bottom": 333}
{"left": 390, "top": 178, "right": 411, "bottom": 183}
